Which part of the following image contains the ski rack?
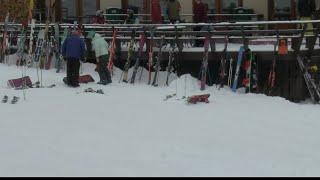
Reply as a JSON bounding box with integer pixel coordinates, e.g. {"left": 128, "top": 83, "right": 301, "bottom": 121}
{"left": 294, "top": 23, "right": 320, "bottom": 103}
{"left": 2, "top": 20, "right": 320, "bottom": 52}
{"left": 101, "top": 13, "right": 262, "bottom": 24}
{"left": 2, "top": 19, "right": 320, "bottom": 28}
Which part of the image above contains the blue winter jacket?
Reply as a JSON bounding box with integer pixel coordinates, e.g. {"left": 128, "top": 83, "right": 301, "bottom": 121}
{"left": 62, "top": 34, "right": 86, "bottom": 60}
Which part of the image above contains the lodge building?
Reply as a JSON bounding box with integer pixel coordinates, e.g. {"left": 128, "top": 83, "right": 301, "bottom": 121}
{"left": 0, "top": 0, "right": 311, "bottom": 23}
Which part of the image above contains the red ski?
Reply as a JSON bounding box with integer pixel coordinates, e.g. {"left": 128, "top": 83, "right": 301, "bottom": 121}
{"left": 108, "top": 28, "right": 118, "bottom": 74}
{"left": 187, "top": 94, "right": 210, "bottom": 104}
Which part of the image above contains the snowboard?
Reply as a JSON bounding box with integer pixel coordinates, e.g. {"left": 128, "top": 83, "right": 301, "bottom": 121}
{"left": 232, "top": 46, "right": 245, "bottom": 92}
{"left": 63, "top": 75, "right": 95, "bottom": 84}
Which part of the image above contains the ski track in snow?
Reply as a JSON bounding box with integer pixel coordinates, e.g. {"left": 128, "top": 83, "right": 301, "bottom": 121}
{"left": 0, "top": 63, "right": 320, "bottom": 177}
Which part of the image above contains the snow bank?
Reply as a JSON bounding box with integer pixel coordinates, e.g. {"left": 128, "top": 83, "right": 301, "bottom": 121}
{"left": 0, "top": 63, "right": 320, "bottom": 177}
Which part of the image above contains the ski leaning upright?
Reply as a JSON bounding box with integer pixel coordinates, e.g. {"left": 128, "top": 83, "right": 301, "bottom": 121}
{"left": 152, "top": 35, "right": 165, "bottom": 87}
{"left": 232, "top": 46, "right": 245, "bottom": 92}
{"left": 200, "top": 36, "right": 210, "bottom": 91}
{"left": 108, "top": 27, "right": 118, "bottom": 75}
{"left": 0, "top": 12, "right": 9, "bottom": 63}
{"left": 165, "top": 26, "right": 180, "bottom": 87}
{"left": 148, "top": 29, "right": 155, "bottom": 85}
{"left": 218, "top": 36, "right": 228, "bottom": 89}
{"left": 27, "top": 19, "right": 36, "bottom": 67}
{"left": 34, "top": 30, "right": 45, "bottom": 83}
{"left": 242, "top": 48, "right": 253, "bottom": 93}
{"left": 130, "top": 31, "right": 146, "bottom": 84}
{"left": 54, "top": 23, "right": 63, "bottom": 73}
{"left": 121, "top": 30, "right": 136, "bottom": 83}
{"left": 295, "top": 23, "right": 320, "bottom": 103}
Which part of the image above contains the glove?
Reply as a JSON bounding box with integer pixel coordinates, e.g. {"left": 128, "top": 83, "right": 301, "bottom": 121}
{"left": 81, "top": 56, "right": 86, "bottom": 63}
{"left": 61, "top": 55, "right": 66, "bottom": 61}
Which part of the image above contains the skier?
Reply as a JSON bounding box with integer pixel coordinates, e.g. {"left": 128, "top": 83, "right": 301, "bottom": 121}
{"left": 193, "top": 0, "right": 208, "bottom": 47}
{"left": 62, "top": 29, "right": 86, "bottom": 87}
{"left": 160, "top": 0, "right": 169, "bottom": 22}
{"left": 92, "top": 10, "right": 105, "bottom": 24}
{"left": 193, "top": 0, "right": 208, "bottom": 23}
{"left": 151, "top": 0, "right": 162, "bottom": 24}
{"left": 167, "top": 0, "right": 181, "bottom": 23}
{"left": 125, "top": 9, "right": 137, "bottom": 24}
{"left": 298, "top": 0, "right": 316, "bottom": 35}
{"left": 87, "top": 31, "right": 112, "bottom": 85}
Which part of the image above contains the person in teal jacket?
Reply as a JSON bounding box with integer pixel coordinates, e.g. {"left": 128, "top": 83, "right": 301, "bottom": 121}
{"left": 87, "top": 31, "right": 112, "bottom": 85}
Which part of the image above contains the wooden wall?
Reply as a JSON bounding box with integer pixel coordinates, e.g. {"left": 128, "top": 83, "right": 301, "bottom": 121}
{"left": 0, "top": 0, "right": 31, "bottom": 22}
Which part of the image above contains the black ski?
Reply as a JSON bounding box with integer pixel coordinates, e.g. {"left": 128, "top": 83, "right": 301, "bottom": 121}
{"left": 152, "top": 35, "right": 165, "bottom": 87}
{"left": 218, "top": 36, "right": 228, "bottom": 89}
{"left": 130, "top": 31, "right": 146, "bottom": 84}
{"left": 165, "top": 26, "right": 179, "bottom": 86}
{"left": 122, "top": 30, "right": 136, "bottom": 83}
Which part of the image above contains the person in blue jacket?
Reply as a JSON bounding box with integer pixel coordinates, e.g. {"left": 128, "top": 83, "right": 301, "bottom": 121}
{"left": 62, "top": 29, "right": 86, "bottom": 87}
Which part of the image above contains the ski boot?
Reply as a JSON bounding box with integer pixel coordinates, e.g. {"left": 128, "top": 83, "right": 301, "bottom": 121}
{"left": 33, "top": 81, "right": 41, "bottom": 88}
{"left": 11, "top": 96, "right": 20, "bottom": 104}
{"left": 2, "top": 96, "right": 8, "bottom": 103}
{"left": 96, "top": 89, "right": 104, "bottom": 95}
{"left": 84, "top": 88, "right": 95, "bottom": 93}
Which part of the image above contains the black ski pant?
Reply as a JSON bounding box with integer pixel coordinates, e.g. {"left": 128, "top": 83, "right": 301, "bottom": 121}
{"left": 66, "top": 58, "right": 80, "bottom": 86}
{"left": 97, "top": 54, "right": 112, "bottom": 83}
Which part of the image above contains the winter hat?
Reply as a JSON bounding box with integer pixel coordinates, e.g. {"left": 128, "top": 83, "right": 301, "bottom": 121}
{"left": 96, "top": 10, "right": 104, "bottom": 16}
{"left": 72, "top": 28, "right": 81, "bottom": 36}
{"left": 87, "top": 30, "right": 96, "bottom": 39}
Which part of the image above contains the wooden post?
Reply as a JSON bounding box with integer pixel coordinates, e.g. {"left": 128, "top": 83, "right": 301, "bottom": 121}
{"left": 96, "top": 0, "right": 100, "bottom": 10}
{"left": 122, "top": 0, "right": 128, "bottom": 13}
{"left": 55, "top": 0, "right": 62, "bottom": 22}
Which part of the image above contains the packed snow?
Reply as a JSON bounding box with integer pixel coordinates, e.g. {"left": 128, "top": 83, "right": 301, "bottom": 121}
{"left": 0, "top": 61, "right": 320, "bottom": 177}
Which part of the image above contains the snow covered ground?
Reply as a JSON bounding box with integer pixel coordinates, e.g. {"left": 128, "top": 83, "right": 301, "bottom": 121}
{"left": 0, "top": 62, "right": 320, "bottom": 177}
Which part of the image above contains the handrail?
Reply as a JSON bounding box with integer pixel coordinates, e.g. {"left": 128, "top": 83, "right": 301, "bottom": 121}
{"left": 0, "top": 20, "right": 318, "bottom": 28}
{"left": 102, "top": 13, "right": 261, "bottom": 17}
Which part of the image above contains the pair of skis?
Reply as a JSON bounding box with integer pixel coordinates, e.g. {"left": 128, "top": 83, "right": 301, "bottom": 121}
{"left": 108, "top": 27, "right": 118, "bottom": 75}
{"left": 232, "top": 46, "right": 257, "bottom": 93}
{"left": 165, "top": 26, "right": 180, "bottom": 87}
{"left": 121, "top": 30, "right": 136, "bottom": 83}
{"left": 121, "top": 29, "right": 148, "bottom": 84}
{"left": 130, "top": 30, "right": 146, "bottom": 84}
{"left": 295, "top": 24, "right": 320, "bottom": 103}
{"left": 218, "top": 36, "right": 228, "bottom": 89}
{"left": 200, "top": 36, "right": 210, "bottom": 91}
{"left": 148, "top": 29, "right": 155, "bottom": 85}
{"left": 152, "top": 35, "right": 165, "bottom": 87}
{"left": 152, "top": 33, "right": 178, "bottom": 87}
{"left": 54, "top": 23, "right": 63, "bottom": 73}
{"left": 0, "top": 13, "right": 9, "bottom": 64}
